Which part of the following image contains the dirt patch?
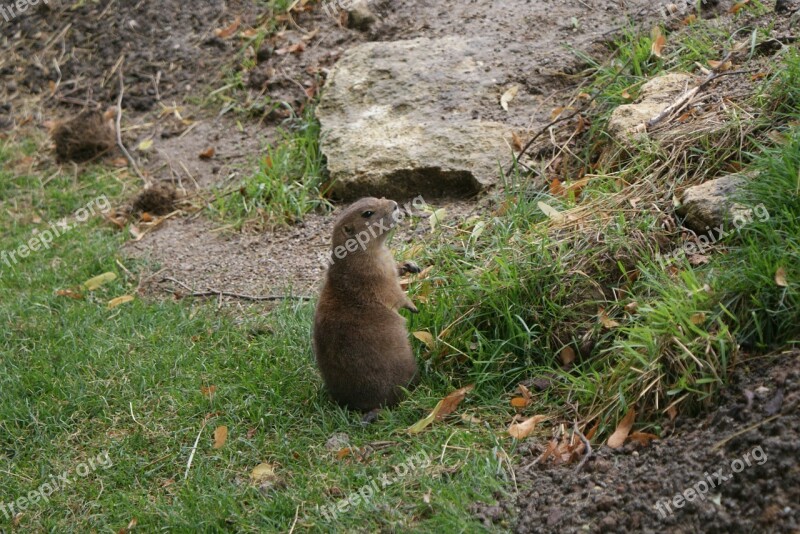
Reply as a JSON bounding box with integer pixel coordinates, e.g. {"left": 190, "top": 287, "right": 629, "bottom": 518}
{"left": 502, "top": 350, "right": 800, "bottom": 533}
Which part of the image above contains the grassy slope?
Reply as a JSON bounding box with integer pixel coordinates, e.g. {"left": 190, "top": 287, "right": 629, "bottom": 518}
{"left": 2, "top": 4, "right": 799, "bottom": 532}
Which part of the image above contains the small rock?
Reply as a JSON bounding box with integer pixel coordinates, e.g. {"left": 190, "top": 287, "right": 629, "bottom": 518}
{"left": 676, "top": 174, "right": 749, "bottom": 233}
{"left": 347, "top": 0, "right": 378, "bottom": 31}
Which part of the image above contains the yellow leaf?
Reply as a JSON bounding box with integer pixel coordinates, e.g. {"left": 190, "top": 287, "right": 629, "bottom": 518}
{"left": 508, "top": 414, "right": 548, "bottom": 439}
{"left": 651, "top": 32, "right": 666, "bottom": 58}
{"left": 412, "top": 331, "right": 435, "bottom": 349}
{"left": 510, "top": 397, "right": 530, "bottom": 409}
{"left": 690, "top": 312, "right": 706, "bottom": 325}
{"left": 250, "top": 462, "right": 276, "bottom": 484}
{"left": 83, "top": 272, "right": 117, "bottom": 291}
{"left": 408, "top": 385, "right": 474, "bottom": 434}
{"left": 429, "top": 208, "right": 447, "bottom": 232}
{"left": 107, "top": 295, "right": 135, "bottom": 309}
{"left": 559, "top": 346, "right": 576, "bottom": 366}
{"left": 537, "top": 201, "right": 565, "bottom": 222}
{"left": 213, "top": 426, "right": 228, "bottom": 449}
{"left": 500, "top": 85, "right": 519, "bottom": 111}
{"left": 607, "top": 408, "right": 636, "bottom": 449}
{"left": 137, "top": 138, "right": 154, "bottom": 152}
{"left": 775, "top": 266, "right": 788, "bottom": 287}
{"left": 598, "top": 308, "right": 620, "bottom": 329}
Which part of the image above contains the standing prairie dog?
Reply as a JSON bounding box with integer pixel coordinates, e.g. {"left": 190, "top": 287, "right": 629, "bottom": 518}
{"left": 313, "top": 197, "right": 420, "bottom": 411}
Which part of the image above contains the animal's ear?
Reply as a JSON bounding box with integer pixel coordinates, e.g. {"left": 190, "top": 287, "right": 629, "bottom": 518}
{"left": 342, "top": 224, "right": 355, "bottom": 237}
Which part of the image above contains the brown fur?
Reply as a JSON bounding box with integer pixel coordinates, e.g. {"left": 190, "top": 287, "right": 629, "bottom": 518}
{"left": 313, "top": 197, "right": 419, "bottom": 411}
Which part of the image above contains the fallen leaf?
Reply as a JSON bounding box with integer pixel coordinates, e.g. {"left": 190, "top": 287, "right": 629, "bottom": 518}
{"left": 549, "top": 178, "right": 565, "bottom": 196}
{"left": 436, "top": 385, "right": 475, "bottom": 421}
{"left": 336, "top": 447, "right": 353, "bottom": 460}
{"left": 408, "top": 385, "right": 475, "bottom": 434}
{"left": 666, "top": 405, "right": 678, "bottom": 420}
{"left": 140, "top": 212, "right": 154, "bottom": 223}
{"left": 201, "top": 385, "right": 217, "bottom": 398}
{"left": 651, "top": 28, "right": 667, "bottom": 58}
{"left": 690, "top": 312, "right": 706, "bottom": 325}
{"left": 508, "top": 414, "right": 548, "bottom": 439}
{"left": 598, "top": 308, "right": 620, "bottom": 329}
{"left": 518, "top": 383, "right": 532, "bottom": 401}
{"left": 775, "top": 266, "right": 788, "bottom": 287}
{"left": 429, "top": 208, "right": 447, "bottom": 232}
{"left": 500, "top": 85, "right": 519, "bottom": 111}
{"left": 214, "top": 16, "right": 241, "bottom": 39}
{"left": 412, "top": 331, "right": 435, "bottom": 349}
{"left": 708, "top": 60, "right": 733, "bottom": 72}
{"left": 607, "top": 408, "right": 636, "bottom": 449}
{"left": 83, "top": 272, "right": 117, "bottom": 291}
{"left": 199, "top": 147, "right": 216, "bottom": 160}
{"left": 625, "top": 301, "right": 639, "bottom": 313}
{"left": 56, "top": 289, "right": 84, "bottom": 299}
{"left": 682, "top": 14, "right": 697, "bottom": 25}
{"left": 628, "top": 431, "right": 659, "bottom": 447}
{"left": 729, "top": 0, "right": 750, "bottom": 14}
{"left": 108, "top": 295, "right": 135, "bottom": 309}
{"left": 511, "top": 131, "right": 524, "bottom": 152}
{"left": 213, "top": 426, "right": 228, "bottom": 449}
{"left": 276, "top": 42, "right": 306, "bottom": 55}
{"left": 250, "top": 462, "right": 276, "bottom": 484}
{"left": 537, "top": 201, "right": 565, "bottom": 222}
{"left": 511, "top": 397, "right": 530, "bottom": 409}
{"left": 137, "top": 138, "right": 154, "bottom": 152}
{"left": 559, "top": 346, "right": 576, "bottom": 367}
{"left": 584, "top": 421, "right": 599, "bottom": 441}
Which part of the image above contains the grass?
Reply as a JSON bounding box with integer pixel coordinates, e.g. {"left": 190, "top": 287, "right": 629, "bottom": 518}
{"left": 211, "top": 107, "right": 332, "bottom": 228}
{"left": 1, "top": 5, "right": 799, "bottom": 532}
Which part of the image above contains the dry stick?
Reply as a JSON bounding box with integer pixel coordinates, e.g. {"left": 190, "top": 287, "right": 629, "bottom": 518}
{"left": 711, "top": 414, "right": 781, "bottom": 452}
{"left": 184, "top": 421, "right": 207, "bottom": 480}
{"left": 573, "top": 422, "right": 592, "bottom": 473}
{"left": 507, "top": 57, "right": 633, "bottom": 176}
{"left": 161, "top": 276, "right": 312, "bottom": 302}
{"left": 116, "top": 66, "right": 148, "bottom": 185}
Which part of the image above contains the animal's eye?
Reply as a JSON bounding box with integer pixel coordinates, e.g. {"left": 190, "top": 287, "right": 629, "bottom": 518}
{"left": 361, "top": 211, "right": 374, "bottom": 218}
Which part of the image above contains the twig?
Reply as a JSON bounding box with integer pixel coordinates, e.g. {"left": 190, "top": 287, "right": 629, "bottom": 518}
{"left": 573, "top": 422, "right": 592, "bottom": 473}
{"left": 507, "top": 57, "right": 633, "bottom": 175}
{"left": 161, "top": 276, "right": 313, "bottom": 302}
{"left": 129, "top": 402, "right": 150, "bottom": 433}
{"left": 184, "top": 421, "right": 207, "bottom": 480}
{"left": 288, "top": 505, "right": 301, "bottom": 534}
{"left": 646, "top": 52, "right": 746, "bottom": 130}
{"left": 711, "top": 414, "right": 781, "bottom": 451}
{"left": 116, "top": 65, "right": 148, "bottom": 185}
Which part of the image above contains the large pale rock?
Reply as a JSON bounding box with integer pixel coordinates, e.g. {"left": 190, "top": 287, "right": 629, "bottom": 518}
{"left": 607, "top": 72, "right": 694, "bottom": 143}
{"left": 317, "top": 36, "right": 512, "bottom": 200}
{"left": 677, "top": 174, "right": 749, "bottom": 232}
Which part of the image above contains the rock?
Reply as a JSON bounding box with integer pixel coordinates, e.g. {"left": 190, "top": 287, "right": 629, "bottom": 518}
{"left": 346, "top": 0, "right": 378, "bottom": 31}
{"left": 776, "top": 0, "right": 800, "bottom": 13}
{"left": 607, "top": 72, "right": 694, "bottom": 144}
{"left": 317, "top": 36, "right": 512, "bottom": 200}
{"left": 676, "top": 174, "right": 749, "bottom": 232}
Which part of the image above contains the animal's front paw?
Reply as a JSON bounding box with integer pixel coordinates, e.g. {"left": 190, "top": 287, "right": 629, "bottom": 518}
{"left": 399, "top": 261, "right": 422, "bottom": 275}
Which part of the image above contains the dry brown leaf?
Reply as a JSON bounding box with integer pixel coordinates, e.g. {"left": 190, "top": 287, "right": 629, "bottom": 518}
{"left": 511, "top": 397, "right": 530, "bottom": 409}
{"left": 690, "top": 312, "right": 707, "bottom": 325}
{"left": 511, "top": 131, "right": 524, "bottom": 152}
{"left": 276, "top": 42, "right": 306, "bottom": 55}
{"left": 436, "top": 385, "right": 475, "bottom": 421}
{"left": 518, "top": 383, "right": 532, "bottom": 401}
{"left": 708, "top": 60, "right": 733, "bottom": 72}
{"left": 549, "top": 178, "right": 565, "bottom": 196}
{"left": 607, "top": 408, "right": 636, "bottom": 449}
{"left": 628, "top": 431, "right": 659, "bottom": 447}
{"left": 559, "top": 346, "right": 576, "bottom": 367}
{"left": 56, "top": 289, "right": 84, "bottom": 299}
{"left": 213, "top": 426, "right": 228, "bottom": 449}
{"left": 412, "top": 331, "right": 435, "bottom": 349}
{"left": 730, "top": 0, "right": 750, "bottom": 14}
{"left": 625, "top": 301, "right": 639, "bottom": 313}
{"left": 140, "top": 212, "right": 154, "bottom": 223}
{"left": 336, "top": 447, "right": 353, "bottom": 460}
{"left": 666, "top": 405, "right": 678, "bottom": 421}
{"left": 201, "top": 385, "right": 217, "bottom": 398}
{"left": 214, "top": 16, "right": 241, "bottom": 39}
{"left": 775, "top": 266, "right": 788, "bottom": 287}
{"left": 651, "top": 28, "right": 666, "bottom": 58}
{"left": 500, "top": 86, "right": 519, "bottom": 111}
{"left": 598, "top": 308, "right": 620, "bottom": 329}
{"left": 199, "top": 147, "right": 216, "bottom": 160}
{"left": 250, "top": 462, "right": 276, "bottom": 484}
{"left": 682, "top": 14, "right": 697, "bottom": 25}
{"left": 584, "top": 421, "right": 599, "bottom": 441}
{"left": 508, "top": 414, "right": 548, "bottom": 439}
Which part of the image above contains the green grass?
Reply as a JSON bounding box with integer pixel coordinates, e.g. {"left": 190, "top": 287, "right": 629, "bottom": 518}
{"left": 2, "top": 9, "right": 800, "bottom": 532}
{"left": 211, "top": 107, "right": 332, "bottom": 227}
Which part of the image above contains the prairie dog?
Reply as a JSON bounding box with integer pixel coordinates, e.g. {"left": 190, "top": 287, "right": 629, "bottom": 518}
{"left": 313, "top": 197, "right": 420, "bottom": 411}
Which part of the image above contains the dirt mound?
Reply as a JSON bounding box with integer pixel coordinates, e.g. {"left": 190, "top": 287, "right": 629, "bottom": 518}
{"left": 509, "top": 351, "right": 800, "bottom": 533}
{"left": 51, "top": 109, "right": 116, "bottom": 163}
